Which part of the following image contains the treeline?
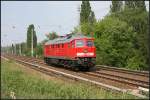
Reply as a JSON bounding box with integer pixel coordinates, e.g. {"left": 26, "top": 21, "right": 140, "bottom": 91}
{"left": 2, "top": 1, "right": 149, "bottom": 70}
{"left": 2, "top": 24, "right": 39, "bottom": 57}
{"left": 72, "top": 0, "right": 149, "bottom": 70}
{"left": 1, "top": 27, "right": 58, "bottom": 59}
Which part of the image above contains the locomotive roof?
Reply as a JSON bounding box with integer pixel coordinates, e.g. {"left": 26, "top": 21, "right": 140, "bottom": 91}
{"left": 45, "top": 34, "right": 92, "bottom": 45}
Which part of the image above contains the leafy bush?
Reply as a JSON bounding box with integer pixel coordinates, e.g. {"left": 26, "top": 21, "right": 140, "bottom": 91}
{"left": 35, "top": 43, "right": 44, "bottom": 58}
{"left": 94, "top": 16, "right": 147, "bottom": 70}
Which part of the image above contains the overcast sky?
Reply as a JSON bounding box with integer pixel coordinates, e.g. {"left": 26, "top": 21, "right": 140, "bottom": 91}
{"left": 1, "top": 1, "right": 149, "bottom": 47}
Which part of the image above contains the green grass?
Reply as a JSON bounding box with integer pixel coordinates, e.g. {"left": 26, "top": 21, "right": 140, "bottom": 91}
{"left": 1, "top": 59, "right": 140, "bottom": 99}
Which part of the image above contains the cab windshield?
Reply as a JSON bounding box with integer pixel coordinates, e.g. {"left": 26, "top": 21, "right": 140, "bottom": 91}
{"left": 76, "top": 40, "right": 84, "bottom": 47}
{"left": 86, "top": 40, "right": 94, "bottom": 47}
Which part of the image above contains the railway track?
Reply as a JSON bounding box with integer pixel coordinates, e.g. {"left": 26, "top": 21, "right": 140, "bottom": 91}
{"left": 96, "top": 65, "right": 149, "bottom": 77}
{"left": 1, "top": 54, "right": 149, "bottom": 98}
{"left": 12, "top": 55, "right": 149, "bottom": 88}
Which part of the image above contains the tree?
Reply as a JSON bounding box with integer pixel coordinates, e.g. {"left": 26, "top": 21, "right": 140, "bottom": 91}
{"left": 125, "top": 1, "right": 146, "bottom": 11}
{"left": 125, "top": 1, "right": 136, "bottom": 10}
{"left": 35, "top": 43, "right": 43, "bottom": 58}
{"left": 110, "top": 0, "right": 123, "bottom": 13}
{"left": 80, "top": 0, "right": 96, "bottom": 34}
{"left": 80, "top": 1, "right": 91, "bottom": 24}
{"left": 147, "top": 12, "right": 150, "bottom": 66}
{"left": 26, "top": 24, "right": 37, "bottom": 56}
{"left": 89, "top": 11, "right": 96, "bottom": 24}
{"left": 125, "top": 0, "right": 146, "bottom": 11}
{"left": 109, "top": 1, "right": 149, "bottom": 70}
{"left": 94, "top": 16, "right": 147, "bottom": 70}
{"left": 33, "top": 30, "right": 37, "bottom": 48}
{"left": 46, "top": 32, "right": 59, "bottom": 40}
{"left": 11, "top": 44, "right": 14, "bottom": 54}
{"left": 135, "top": 1, "right": 146, "bottom": 11}
{"left": 27, "top": 24, "right": 37, "bottom": 49}
{"left": 89, "top": 11, "right": 96, "bottom": 34}
{"left": 15, "top": 44, "right": 19, "bottom": 55}
{"left": 20, "top": 42, "right": 27, "bottom": 56}
{"left": 71, "top": 26, "right": 81, "bottom": 34}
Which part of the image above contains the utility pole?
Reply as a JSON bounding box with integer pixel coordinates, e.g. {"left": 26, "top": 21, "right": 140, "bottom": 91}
{"left": 14, "top": 44, "right": 16, "bottom": 55}
{"left": 6, "top": 46, "right": 8, "bottom": 54}
{"left": 12, "top": 44, "right": 13, "bottom": 54}
{"left": 19, "top": 43, "right": 22, "bottom": 55}
{"left": 31, "top": 28, "right": 34, "bottom": 57}
{"left": 77, "top": 5, "right": 81, "bottom": 33}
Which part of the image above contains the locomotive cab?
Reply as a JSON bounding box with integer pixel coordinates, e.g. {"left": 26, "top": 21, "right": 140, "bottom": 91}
{"left": 75, "top": 38, "right": 96, "bottom": 68}
{"left": 75, "top": 39, "right": 95, "bottom": 55}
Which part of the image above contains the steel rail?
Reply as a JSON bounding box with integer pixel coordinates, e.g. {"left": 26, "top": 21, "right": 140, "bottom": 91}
{"left": 85, "top": 72, "right": 149, "bottom": 88}
{"left": 96, "top": 65, "right": 149, "bottom": 77}
{"left": 4, "top": 54, "right": 149, "bottom": 88}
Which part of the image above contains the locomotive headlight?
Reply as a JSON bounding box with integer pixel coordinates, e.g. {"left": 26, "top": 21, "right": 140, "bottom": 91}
{"left": 77, "top": 53, "right": 84, "bottom": 56}
{"left": 87, "top": 53, "right": 94, "bottom": 56}
{"left": 77, "top": 52, "right": 94, "bottom": 56}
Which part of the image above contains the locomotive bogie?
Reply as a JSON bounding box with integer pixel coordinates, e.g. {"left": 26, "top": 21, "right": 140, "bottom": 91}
{"left": 44, "top": 57, "right": 95, "bottom": 71}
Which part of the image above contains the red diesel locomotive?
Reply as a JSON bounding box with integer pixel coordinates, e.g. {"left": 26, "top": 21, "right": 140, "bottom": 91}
{"left": 44, "top": 34, "right": 96, "bottom": 70}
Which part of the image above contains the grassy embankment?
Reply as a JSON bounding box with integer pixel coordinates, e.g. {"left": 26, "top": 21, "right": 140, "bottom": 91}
{"left": 1, "top": 58, "right": 140, "bottom": 99}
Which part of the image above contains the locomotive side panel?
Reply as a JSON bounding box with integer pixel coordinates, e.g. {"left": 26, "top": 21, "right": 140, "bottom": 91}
{"left": 65, "top": 40, "right": 76, "bottom": 59}
{"left": 69, "top": 40, "right": 76, "bottom": 59}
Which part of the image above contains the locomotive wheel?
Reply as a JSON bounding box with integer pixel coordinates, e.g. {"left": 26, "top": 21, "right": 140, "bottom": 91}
{"left": 44, "top": 57, "right": 46, "bottom": 63}
{"left": 80, "top": 67, "right": 89, "bottom": 71}
{"left": 44, "top": 57, "right": 49, "bottom": 65}
{"left": 89, "top": 66, "right": 96, "bottom": 71}
{"left": 73, "top": 67, "right": 79, "bottom": 71}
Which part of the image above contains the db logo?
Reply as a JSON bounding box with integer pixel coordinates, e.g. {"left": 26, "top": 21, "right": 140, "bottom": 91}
{"left": 83, "top": 49, "right": 88, "bottom": 53}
